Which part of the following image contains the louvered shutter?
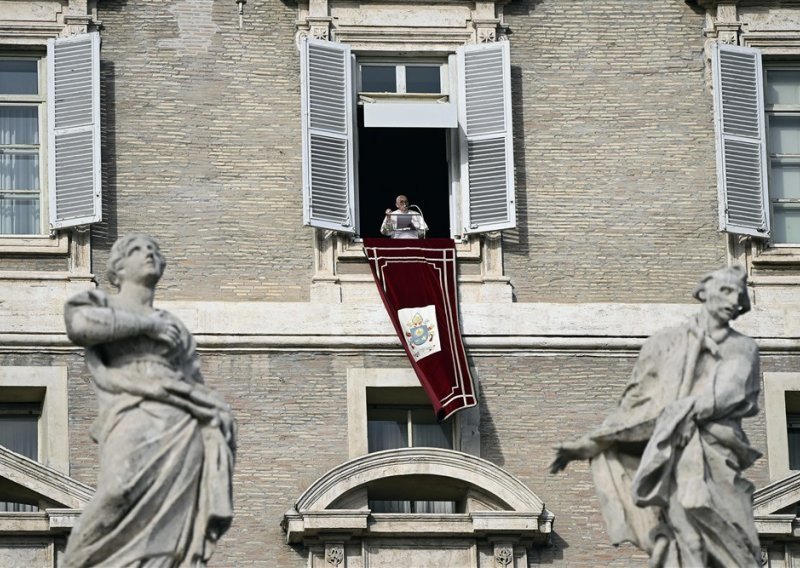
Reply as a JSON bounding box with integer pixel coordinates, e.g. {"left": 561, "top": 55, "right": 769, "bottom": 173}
{"left": 47, "top": 32, "right": 102, "bottom": 230}
{"left": 712, "top": 43, "right": 769, "bottom": 238}
{"left": 300, "top": 37, "right": 356, "bottom": 233}
{"left": 457, "top": 41, "right": 515, "bottom": 234}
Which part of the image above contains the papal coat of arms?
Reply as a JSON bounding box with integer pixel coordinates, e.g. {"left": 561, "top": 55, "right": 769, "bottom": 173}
{"left": 397, "top": 305, "right": 442, "bottom": 362}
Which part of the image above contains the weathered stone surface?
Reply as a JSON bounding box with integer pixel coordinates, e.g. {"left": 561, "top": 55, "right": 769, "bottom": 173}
{"left": 552, "top": 267, "right": 762, "bottom": 566}
{"left": 63, "top": 235, "right": 235, "bottom": 567}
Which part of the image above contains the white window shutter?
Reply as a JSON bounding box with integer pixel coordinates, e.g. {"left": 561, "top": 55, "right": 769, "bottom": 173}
{"left": 300, "top": 37, "right": 356, "bottom": 233}
{"left": 712, "top": 43, "right": 769, "bottom": 238}
{"left": 47, "top": 32, "right": 102, "bottom": 230}
{"left": 457, "top": 41, "right": 516, "bottom": 234}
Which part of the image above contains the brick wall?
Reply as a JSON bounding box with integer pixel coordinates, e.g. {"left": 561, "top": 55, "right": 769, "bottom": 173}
{"left": 93, "top": 0, "right": 311, "bottom": 302}
{"left": 502, "top": 0, "right": 726, "bottom": 303}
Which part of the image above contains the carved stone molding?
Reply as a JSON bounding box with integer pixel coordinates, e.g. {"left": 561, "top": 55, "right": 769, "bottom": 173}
{"left": 325, "top": 542, "right": 345, "bottom": 567}
{"left": 494, "top": 543, "right": 514, "bottom": 567}
{"left": 296, "top": 0, "right": 508, "bottom": 51}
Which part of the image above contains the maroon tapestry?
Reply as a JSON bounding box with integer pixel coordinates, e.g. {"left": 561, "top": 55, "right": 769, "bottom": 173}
{"left": 363, "top": 238, "right": 477, "bottom": 421}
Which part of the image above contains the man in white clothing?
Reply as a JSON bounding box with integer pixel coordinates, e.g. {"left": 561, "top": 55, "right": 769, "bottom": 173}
{"left": 380, "top": 194, "right": 428, "bottom": 239}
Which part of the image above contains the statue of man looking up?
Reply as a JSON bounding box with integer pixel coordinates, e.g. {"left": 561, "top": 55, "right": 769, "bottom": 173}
{"left": 551, "top": 266, "right": 761, "bottom": 568}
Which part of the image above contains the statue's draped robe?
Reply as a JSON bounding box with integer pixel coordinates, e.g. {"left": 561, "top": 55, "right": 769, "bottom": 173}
{"left": 63, "top": 290, "right": 234, "bottom": 567}
{"left": 588, "top": 318, "right": 761, "bottom": 567}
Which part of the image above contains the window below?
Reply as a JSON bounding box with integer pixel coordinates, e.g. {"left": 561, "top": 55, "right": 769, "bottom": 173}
{"left": 787, "top": 392, "right": 800, "bottom": 471}
{"left": 0, "top": 56, "right": 45, "bottom": 235}
{"left": 0, "top": 401, "right": 41, "bottom": 512}
{"left": 346, "top": 367, "right": 479, "bottom": 460}
{"left": 366, "top": 391, "right": 457, "bottom": 514}
{"left": 763, "top": 373, "right": 800, "bottom": 480}
{"left": 368, "top": 404, "right": 453, "bottom": 453}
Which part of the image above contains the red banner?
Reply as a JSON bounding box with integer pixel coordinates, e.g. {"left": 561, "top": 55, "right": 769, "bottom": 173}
{"left": 363, "top": 238, "right": 477, "bottom": 421}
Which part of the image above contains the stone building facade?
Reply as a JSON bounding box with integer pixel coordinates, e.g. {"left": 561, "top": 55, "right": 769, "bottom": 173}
{"left": 1, "top": 0, "right": 800, "bottom": 566}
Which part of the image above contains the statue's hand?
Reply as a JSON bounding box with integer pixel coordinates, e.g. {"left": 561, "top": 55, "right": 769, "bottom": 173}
{"left": 146, "top": 314, "right": 181, "bottom": 348}
{"left": 550, "top": 436, "right": 604, "bottom": 474}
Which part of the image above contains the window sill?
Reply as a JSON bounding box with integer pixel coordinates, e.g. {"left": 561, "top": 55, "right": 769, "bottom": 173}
{"left": 337, "top": 234, "right": 481, "bottom": 262}
{"left": 0, "top": 233, "right": 68, "bottom": 256}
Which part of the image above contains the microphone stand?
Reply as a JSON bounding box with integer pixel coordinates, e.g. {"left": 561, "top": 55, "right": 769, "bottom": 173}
{"left": 408, "top": 205, "right": 426, "bottom": 239}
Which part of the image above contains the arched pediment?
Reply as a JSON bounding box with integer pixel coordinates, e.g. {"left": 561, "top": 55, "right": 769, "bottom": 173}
{"left": 283, "top": 448, "right": 554, "bottom": 546}
{"left": 294, "top": 447, "right": 544, "bottom": 513}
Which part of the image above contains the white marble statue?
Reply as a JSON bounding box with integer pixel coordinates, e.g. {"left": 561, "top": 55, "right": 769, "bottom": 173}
{"left": 551, "top": 265, "right": 761, "bottom": 567}
{"left": 63, "top": 234, "right": 235, "bottom": 567}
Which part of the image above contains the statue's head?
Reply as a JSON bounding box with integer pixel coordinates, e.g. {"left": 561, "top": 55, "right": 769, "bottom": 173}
{"left": 107, "top": 234, "right": 166, "bottom": 289}
{"left": 692, "top": 265, "right": 750, "bottom": 323}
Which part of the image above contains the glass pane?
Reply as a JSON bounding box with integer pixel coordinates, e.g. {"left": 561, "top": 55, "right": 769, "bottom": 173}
{"left": 789, "top": 414, "right": 800, "bottom": 470}
{"left": 0, "top": 60, "right": 38, "bottom": 95}
{"left": 0, "top": 195, "right": 40, "bottom": 235}
{"left": 0, "top": 415, "right": 37, "bottom": 459}
{"left": 369, "top": 500, "right": 412, "bottom": 513}
{"left": 361, "top": 65, "right": 396, "bottom": 93}
{"left": 772, "top": 204, "right": 800, "bottom": 244}
{"left": 771, "top": 163, "right": 800, "bottom": 200}
{"left": 0, "top": 413, "right": 39, "bottom": 512}
{"left": 406, "top": 66, "right": 441, "bottom": 94}
{"left": 368, "top": 408, "right": 409, "bottom": 452}
{"left": 0, "top": 106, "right": 39, "bottom": 145}
{"left": 0, "top": 153, "right": 40, "bottom": 191}
{"left": 411, "top": 413, "right": 452, "bottom": 449}
{"left": 413, "top": 500, "right": 456, "bottom": 514}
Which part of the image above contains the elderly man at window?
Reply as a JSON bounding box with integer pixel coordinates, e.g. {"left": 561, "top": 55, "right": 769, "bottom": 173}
{"left": 381, "top": 195, "right": 428, "bottom": 239}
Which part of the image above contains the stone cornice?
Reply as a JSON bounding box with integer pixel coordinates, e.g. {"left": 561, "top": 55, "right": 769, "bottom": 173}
{"left": 3, "top": 301, "right": 800, "bottom": 354}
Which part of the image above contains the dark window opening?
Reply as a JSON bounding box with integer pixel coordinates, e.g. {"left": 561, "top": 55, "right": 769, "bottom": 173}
{"left": 0, "top": 402, "right": 40, "bottom": 512}
{"left": 789, "top": 411, "right": 800, "bottom": 470}
{"left": 357, "top": 109, "right": 450, "bottom": 238}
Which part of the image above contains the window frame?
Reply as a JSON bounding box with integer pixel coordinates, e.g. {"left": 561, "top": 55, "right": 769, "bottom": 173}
{"left": 301, "top": 38, "right": 515, "bottom": 239}
{"left": 763, "top": 372, "right": 800, "bottom": 481}
{"left": 347, "top": 368, "right": 479, "bottom": 460}
{"left": 764, "top": 63, "right": 800, "bottom": 247}
{"left": 0, "top": 51, "right": 49, "bottom": 238}
{"left": 357, "top": 58, "right": 450, "bottom": 97}
{"left": 367, "top": 403, "right": 456, "bottom": 453}
{"left": 0, "top": 366, "right": 68, "bottom": 474}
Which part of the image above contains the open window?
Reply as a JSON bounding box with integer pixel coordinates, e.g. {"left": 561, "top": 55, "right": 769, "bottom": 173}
{"left": 0, "top": 33, "right": 101, "bottom": 239}
{"left": 300, "top": 37, "right": 515, "bottom": 238}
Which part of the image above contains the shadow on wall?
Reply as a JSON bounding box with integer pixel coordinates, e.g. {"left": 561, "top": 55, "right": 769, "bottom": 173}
{"left": 92, "top": 58, "right": 119, "bottom": 253}
{"left": 473, "top": 365, "right": 506, "bottom": 467}
{"left": 529, "top": 530, "right": 568, "bottom": 564}
{"left": 502, "top": 63, "right": 529, "bottom": 271}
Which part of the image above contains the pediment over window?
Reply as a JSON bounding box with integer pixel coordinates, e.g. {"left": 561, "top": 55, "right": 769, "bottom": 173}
{"left": 296, "top": 0, "right": 509, "bottom": 50}
{"left": 753, "top": 471, "right": 800, "bottom": 537}
{"left": 0, "top": 446, "right": 93, "bottom": 533}
{"left": 283, "top": 447, "right": 554, "bottom": 548}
